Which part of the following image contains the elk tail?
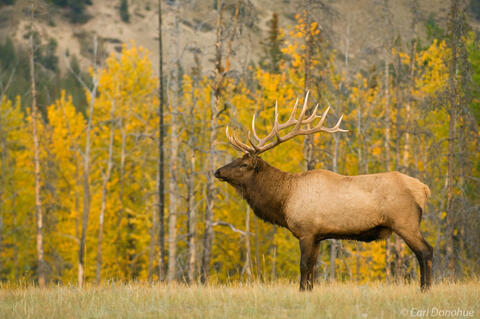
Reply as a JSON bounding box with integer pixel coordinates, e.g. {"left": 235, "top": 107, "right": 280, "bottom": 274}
{"left": 424, "top": 184, "right": 431, "bottom": 199}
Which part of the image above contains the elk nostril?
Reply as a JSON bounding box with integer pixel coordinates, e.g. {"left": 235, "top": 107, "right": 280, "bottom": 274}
{"left": 214, "top": 169, "right": 221, "bottom": 178}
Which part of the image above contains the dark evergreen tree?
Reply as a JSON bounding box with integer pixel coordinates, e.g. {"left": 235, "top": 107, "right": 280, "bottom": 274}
{"left": 50, "top": 0, "right": 91, "bottom": 23}
{"left": 40, "top": 38, "right": 59, "bottom": 72}
{"left": 0, "top": 37, "right": 89, "bottom": 117}
{"left": 0, "top": 0, "right": 15, "bottom": 6}
{"left": 260, "top": 13, "right": 283, "bottom": 73}
{"left": 61, "top": 55, "right": 89, "bottom": 114}
{"left": 120, "top": 0, "right": 130, "bottom": 23}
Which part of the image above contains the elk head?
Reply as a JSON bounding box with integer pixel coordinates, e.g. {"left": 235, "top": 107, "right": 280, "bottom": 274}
{"left": 214, "top": 153, "right": 260, "bottom": 186}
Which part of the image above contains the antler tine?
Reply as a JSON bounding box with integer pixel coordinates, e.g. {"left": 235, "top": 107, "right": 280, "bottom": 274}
{"left": 225, "top": 125, "right": 248, "bottom": 152}
{"left": 281, "top": 98, "right": 299, "bottom": 127}
{"left": 226, "top": 126, "right": 246, "bottom": 152}
{"left": 232, "top": 129, "right": 255, "bottom": 153}
{"left": 247, "top": 131, "right": 260, "bottom": 152}
{"left": 321, "top": 114, "right": 349, "bottom": 133}
{"left": 318, "top": 99, "right": 348, "bottom": 133}
{"left": 303, "top": 103, "right": 320, "bottom": 125}
{"left": 295, "top": 90, "right": 310, "bottom": 129}
{"left": 274, "top": 100, "right": 280, "bottom": 130}
{"left": 251, "top": 111, "right": 261, "bottom": 143}
{"left": 317, "top": 105, "right": 330, "bottom": 127}
{"left": 254, "top": 100, "right": 280, "bottom": 148}
{"left": 273, "top": 101, "right": 282, "bottom": 141}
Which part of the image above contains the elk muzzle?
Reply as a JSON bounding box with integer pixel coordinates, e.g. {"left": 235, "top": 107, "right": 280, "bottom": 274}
{"left": 214, "top": 168, "right": 225, "bottom": 181}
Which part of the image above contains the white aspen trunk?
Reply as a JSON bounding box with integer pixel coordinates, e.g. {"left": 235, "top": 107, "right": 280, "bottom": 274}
{"left": 118, "top": 119, "right": 130, "bottom": 277}
{"left": 29, "top": 0, "right": 45, "bottom": 287}
{"left": 167, "top": 91, "right": 179, "bottom": 280}
{"left": 384, "top": 49, "right": 391, "bottom": 172}
{"left": 201, "top": 0, "right": 224, "bottom": 284}
{"left": 271, "top": 246, "right": 277, "bottom": 282}
{"left": 303, "top": 0, "right": 315, "bottom": 171}
{"left": 242, "top": 206, "right": 252, "bottom": 282}
{"left": 384, "top": 48, "right": 393, "bottom": 283}
{"left": 96, "top": 100, "right": 116, "bottom": 285}
{"left": 446, "top": 0, "right": 461, "bottom": 275}
{"left": 148, "top": 169, "right": 159, "bottom": 281}
{"left": 187, "top": 153, "right": 196, "bottom": 283}
{"left": 403, "top": 41, "right": 416, "bottom": 172}
{"left": 254, "top": 216, "right": 261, "bottom": 279}
{"left": 355, "top": 90, "right": 364, "bottom": 282}
{"left": 201, "top": 91, "right": 217, "bottom": 283}
{"left": 329, "top": 134, "right": 340, "bottom": 281}
{"left": 157, "top": 0, "right": 166, "bottom": 282}
{"left": 0, "top": 97, "right": 8, "bottom": 273}
{"left": 167, "top": 3, "right": 181, "bottom": 282}
{"left": 78, "top": 81, "right": 97, "bottom": 288}
{"left": 78, "top": 92, "right": 95, "bottom": 287}
{"left": 186, "top": 89, "right": 197, "bottom": 283}
{"left": 78, "top": 34, "right": 99, "bottom": 287}
{"left": 0, "top": 137, "right": 4, "bottom": 275}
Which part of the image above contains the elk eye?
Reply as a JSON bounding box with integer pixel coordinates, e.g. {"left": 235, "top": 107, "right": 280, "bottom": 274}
{"left": 240, "top": 163, "right": 248, "bottom": 168}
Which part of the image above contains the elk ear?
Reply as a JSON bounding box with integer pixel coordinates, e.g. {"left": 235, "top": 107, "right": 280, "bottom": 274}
{"left": 242, "top": 153, "right": 251, "bottom": 159}
{"left": 251, "top": 154, "right": 262, "bottom": 172}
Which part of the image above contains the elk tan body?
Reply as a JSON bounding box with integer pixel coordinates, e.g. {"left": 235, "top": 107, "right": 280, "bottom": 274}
{"left": 286, "top": 169, "right": 430, "bottom": 241}
{"left": 216, "top": 93, "right": 433, "bottom": 291}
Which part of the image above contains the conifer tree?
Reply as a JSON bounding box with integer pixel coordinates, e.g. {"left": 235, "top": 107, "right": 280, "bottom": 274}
{"left": 120, "top": 0, "right": 130, "bottom": 23}
{"left": 261, "top": 13, "right": 283, "bottom": 74}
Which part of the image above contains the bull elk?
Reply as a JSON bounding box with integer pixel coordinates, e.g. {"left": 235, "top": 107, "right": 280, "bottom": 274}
{"left": 214, "top": 92, "right": 433, "bottom": 291}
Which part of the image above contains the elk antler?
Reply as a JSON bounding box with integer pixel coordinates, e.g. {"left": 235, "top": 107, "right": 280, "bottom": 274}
{"left": 226, "top": 91, "right": 348, "bottom": 155}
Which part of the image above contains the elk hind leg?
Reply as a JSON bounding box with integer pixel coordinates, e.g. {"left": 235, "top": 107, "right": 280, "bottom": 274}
{"left": 394, "top": 227, "right": 433, "bottom": 291}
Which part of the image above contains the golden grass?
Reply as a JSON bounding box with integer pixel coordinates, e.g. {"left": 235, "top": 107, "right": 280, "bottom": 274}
{"left": 1, "top": 280, "right": 479, "bottom": 319}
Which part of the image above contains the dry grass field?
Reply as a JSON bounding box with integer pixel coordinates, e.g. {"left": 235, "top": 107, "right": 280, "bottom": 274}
{"left": 1, "top": 280, "right": 479, "bottom": 319}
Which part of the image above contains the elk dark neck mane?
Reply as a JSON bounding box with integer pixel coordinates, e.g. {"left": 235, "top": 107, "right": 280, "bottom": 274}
{"left": 237, "top": 158, "right": 292, "bottom": 227}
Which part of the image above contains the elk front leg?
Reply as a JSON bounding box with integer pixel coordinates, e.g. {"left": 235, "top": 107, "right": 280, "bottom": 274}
{"left": 299, "top": 236, "right": 320, "bottom": 291}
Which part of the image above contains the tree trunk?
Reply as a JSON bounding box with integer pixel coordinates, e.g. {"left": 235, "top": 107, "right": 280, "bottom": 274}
{"left": 186, "top": 153, "right": 196, "bottom": 283}
{"left": 329, "top": 134, "right": 340, "bottom": 281}
{"left": 96, "top": 100, "right": 116, "bottom": 285}
{"left": 394, "top": 40, "right": 418, "bottom": 283}
{"left": 242, "top": 206, "right": 252, "bottom": 282}
{"left": 148, "top": 169, "right": 159, "bottom": 281}
{"left": 271, "top": 246, "right": 277, "bottom": 282}
{"left": 157, "top": 0, "right": 166, "bottom": 282}
{"left": 201, "top": 92, "right": 217, "bottom": 284}
{"left": 29, "top": 0, "right": 46, "bottom": 288}
{"left": 446, "top": 0, "right": 462, "bottom": 276}
{"left": 383, "top": 48, "right": 393, "bottom": 283}
{"left": 78, "top": 77, "right": 97, "bottom": 288}
{"left": 384, "top": 49, "right": 391, "bottom": 172}
{"left": 201, "top": 0, "right": 224, "bottom": 284}
{"left": 118, "top": 118, "right": 134, "bottom": 278}
{"left": 78, "top": 99, "right": 93, "bottom": 287}
{"left": 78, "top": 35, "right": 100, "bottom": 287}
{"left": 355, "top": 87, "right": 365, "bottom": 282}
{"left": 0, "top": 137, "right": 4, "bottom": 277}
{"left": 167, "top": 7, "right": 181, "bottom": 282}
{"left": 303, "top": 0, "right": 315, "bottom": 171}
{"left": 254, "top": 216, "right": 261, "bottom": 279}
